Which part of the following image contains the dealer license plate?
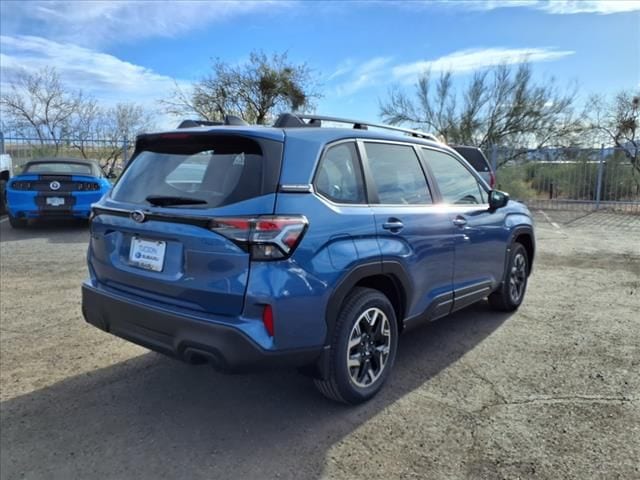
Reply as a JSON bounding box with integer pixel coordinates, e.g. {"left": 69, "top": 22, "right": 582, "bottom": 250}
{"left": 129, "top": 237, "right": 166, "bottom": 272}
{"left": 46, "top": 197, "right": 66, "bottom": 207}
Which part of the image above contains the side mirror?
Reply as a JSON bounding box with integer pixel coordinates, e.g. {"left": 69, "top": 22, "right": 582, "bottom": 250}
{"left": 489, "top": 190, "right": 509, "bottom": 210}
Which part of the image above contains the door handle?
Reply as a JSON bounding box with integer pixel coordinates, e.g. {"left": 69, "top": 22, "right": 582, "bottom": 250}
{"left": 382, "top": 219, "right": 404, "bottom": 232}
{"left": 452, "top": 216, "right": 467, "bottom": 227}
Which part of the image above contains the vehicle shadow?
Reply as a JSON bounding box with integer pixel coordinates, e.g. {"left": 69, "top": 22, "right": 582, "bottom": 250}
{"left": 0, "top": 303, "right": 512, "bottom": 480}
{"left": 0, "top": 218, "right": 89, "bottom": 244}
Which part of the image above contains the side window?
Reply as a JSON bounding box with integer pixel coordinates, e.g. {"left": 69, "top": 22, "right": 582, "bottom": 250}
{"left": 365, "top": 142, "right": 432, "bottom": 205}
{"left": 423, "top": 149, "right": 486, "bottom": 205}
{"left": 314, "top": 142, "right": 366, "bottom": 204}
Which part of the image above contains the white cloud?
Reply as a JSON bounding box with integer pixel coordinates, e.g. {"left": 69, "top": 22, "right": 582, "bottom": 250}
{"left": 392, "top": 47, "right": 575, "bottom": 83}
{"left": 1, "top": 0, "right": 288, "bottom": 47}
{"left": 436, "top": 0, "right": 640, "bottom": 14}
{"left": 327, "top": 60, "right": 355, "bottom": 81}
{"left": 326, "top": 47, "right": 574, "bottom": 94}
{"left": 333, "top": 57, "right": 393, "bottom": 96}
{"left": 538, "top": 0, "right": 640, "bottom": 15}
{"left": 0, "top": 35, "right": 186, "bottom": 127}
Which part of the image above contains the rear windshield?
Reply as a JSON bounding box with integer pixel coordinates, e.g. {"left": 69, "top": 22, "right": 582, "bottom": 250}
{"left": 25, "top": 162, "right": 93, "bottom": 175}
{"left": 452, "top": 147, "right": 490, "bottom": 172}
{"left": 111, "top": 135, "right": 272, "bottom": 208}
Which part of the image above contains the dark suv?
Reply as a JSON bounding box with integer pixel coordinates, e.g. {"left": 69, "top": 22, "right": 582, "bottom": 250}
{"left": 451, "top": 145, "right": 496, "bottom": 189}
{"left": 82, "top": 114, "right": 534, "bottom": 404}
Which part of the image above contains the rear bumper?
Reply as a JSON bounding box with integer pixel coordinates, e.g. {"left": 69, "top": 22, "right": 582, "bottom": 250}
{"left": 7, "top": 190, "right": 102, "bottom": 219}
{"left": 81, "top": 283, "right": 322, "bottom": 372}
{"left": 14, "top": 209, "right": 91, "bottom": 219}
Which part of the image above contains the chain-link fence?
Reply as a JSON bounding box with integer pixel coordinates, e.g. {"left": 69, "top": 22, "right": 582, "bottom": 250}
{"left": 490, "top": 146, "right": 639, "bottom": 214}
{"left": 0, "top": 134, "right": 134, "bottom": 175}
{"left": 1, "top": 133, "right": 639, "bottom": 214}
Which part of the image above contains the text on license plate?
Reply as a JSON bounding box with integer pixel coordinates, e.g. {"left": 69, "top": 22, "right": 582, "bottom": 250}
{"left": 129, "top": 237, "right": 166, "bottom": 272}
{"left": 46, "top": 197, "right": 65, "bottom": 206}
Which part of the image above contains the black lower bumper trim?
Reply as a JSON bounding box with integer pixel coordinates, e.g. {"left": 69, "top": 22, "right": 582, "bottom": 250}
{"left": 81, "top": 284, "right": 322, "bottom": 373}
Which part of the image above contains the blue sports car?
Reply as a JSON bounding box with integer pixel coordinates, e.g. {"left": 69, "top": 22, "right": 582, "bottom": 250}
{"left": 6, "top": 158, "right": 112, "bottom": 228}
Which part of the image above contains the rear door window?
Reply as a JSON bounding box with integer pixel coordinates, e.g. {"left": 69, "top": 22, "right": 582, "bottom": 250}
{"left": 423, "top": 149, "right": 487, "bottom": 204}
{"left": 364, "top": 142, "right": 432, "bottom": 205}
{"left": 111, "top": 135, "right": 276, "bottom": 208}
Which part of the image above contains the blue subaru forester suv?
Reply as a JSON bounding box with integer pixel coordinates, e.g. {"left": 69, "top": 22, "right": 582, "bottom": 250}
{"left": 82, "top": 114, "right": 534, "bottom": 404}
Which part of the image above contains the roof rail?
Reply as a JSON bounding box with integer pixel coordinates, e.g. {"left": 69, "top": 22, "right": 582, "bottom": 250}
{"left": 177, "top": 115, "right": 248, "bottom": 129}
{"left": 274, "top": 113, "right": 438, "bottom": 141}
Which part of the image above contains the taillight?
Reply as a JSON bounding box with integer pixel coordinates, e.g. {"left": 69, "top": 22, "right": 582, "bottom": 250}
{"left": 77, "top": 182, "right": 99, "bottom": 191}
{"left": 489, "top": 171, "right": 496, "bottom": 189}
{"left": 209, "top": 215, "right": 308, "bottom": 260}
{"left": 10, "top": 181, "right": 31, "bottom": 190}
{"left": 262, "top": 305, "right": 275, "bottom": 337}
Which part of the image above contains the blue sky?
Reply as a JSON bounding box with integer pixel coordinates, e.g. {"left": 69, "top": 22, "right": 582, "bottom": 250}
{"left": 1, "top": 0, "right": 639, "bottom": 127}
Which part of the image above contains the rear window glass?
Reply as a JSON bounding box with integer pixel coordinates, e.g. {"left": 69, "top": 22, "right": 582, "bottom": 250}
{"left": 452, "top": 147, "right": 490, "bottom": 172}
{"left": 111, "top": 135, "right": 267, "bottom": 208}
{"left": 25, "top": 162, "right": 93, "bottom": 175}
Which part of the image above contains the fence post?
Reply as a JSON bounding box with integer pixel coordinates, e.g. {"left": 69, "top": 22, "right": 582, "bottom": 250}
{"left": 595, "top": 143, "right": 605, "bottom": 210}
{"left": 122, "top": 136, "right": 129, "bottom": 167}
{"left": 0, "top": 131, "right": 4, "bottom": 154}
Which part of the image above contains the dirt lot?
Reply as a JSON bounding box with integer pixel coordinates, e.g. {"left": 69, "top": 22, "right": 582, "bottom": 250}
{"left": 1, "top": 211, "right": 639, "bottom": 480}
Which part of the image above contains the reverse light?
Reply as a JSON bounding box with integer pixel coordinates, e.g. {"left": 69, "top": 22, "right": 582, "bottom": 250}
{"left": 209, "top": 215, "right": 308, "bottom": 260}
{"left": 262, "top": 305, "right": 275, "bottom": 337}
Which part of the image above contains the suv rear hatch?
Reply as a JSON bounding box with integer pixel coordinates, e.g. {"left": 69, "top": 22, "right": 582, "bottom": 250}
{"left": 89, "top": 131, "right": 283, "bottom": 316}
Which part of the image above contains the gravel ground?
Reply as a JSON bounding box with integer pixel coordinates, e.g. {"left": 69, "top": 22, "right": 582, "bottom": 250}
{"left": 1, "top": 211, "right": 639, "bottom": 480}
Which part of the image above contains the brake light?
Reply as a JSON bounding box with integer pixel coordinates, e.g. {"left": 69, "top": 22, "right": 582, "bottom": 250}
{"left": 209, "top": 215, "right": 308, "bottom": 260}
{"left": 489, "top": 171, "right": 496, "bottom": 189}
{"left": 262, "top": 305, "right": 275, "bottom": 337}
{"left": 77, "top": 182, "right": 99, "bottom": 191}
{"left": 159, "top": 133, "right": 193, "bottom": 139}
{"left": 10, "top": 181, "right": 32, "bottom": 190}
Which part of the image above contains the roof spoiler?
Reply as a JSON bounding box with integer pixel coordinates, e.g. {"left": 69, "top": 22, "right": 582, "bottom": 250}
{"left": 177, "top": 115, "right": 248, "bottom": 129}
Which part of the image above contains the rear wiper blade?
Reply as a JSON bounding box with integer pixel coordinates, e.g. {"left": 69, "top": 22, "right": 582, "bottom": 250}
{"left": 145, "top": 195, "right": 207, "bottom": 206}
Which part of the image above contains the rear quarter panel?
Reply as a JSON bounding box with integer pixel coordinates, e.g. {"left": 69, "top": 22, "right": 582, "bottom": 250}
{"left": 244, "top": 192, "right": 380, "bottom": 350}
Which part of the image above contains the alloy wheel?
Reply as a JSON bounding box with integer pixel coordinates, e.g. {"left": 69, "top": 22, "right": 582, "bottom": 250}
{"left": 346, "top": 307, "right": 392, "bottom": 388}
{"left": 509, "top": 252, "right": 527, "bottom": 303}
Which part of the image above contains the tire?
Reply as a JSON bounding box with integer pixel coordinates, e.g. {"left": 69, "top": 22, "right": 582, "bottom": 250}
{"left": 314, "top": 287, "right": 399, "bottom": 404}
{"left": 488, "top": 243, "right": 529, "bottom": 312}
{"left": 8, "top": 214, "right": 27, "bottom": 229}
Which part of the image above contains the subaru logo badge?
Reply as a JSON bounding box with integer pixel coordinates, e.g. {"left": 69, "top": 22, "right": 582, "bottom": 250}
{"left": 131, "top": 210, "right": 146, "bottom": 223}
{"left": 50, "top": 181, "right": 61, "bottom": 191}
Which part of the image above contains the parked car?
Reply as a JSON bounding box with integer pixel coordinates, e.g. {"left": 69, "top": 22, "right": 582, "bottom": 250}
{"left": 82, "top": 114, "right": 535, "bottom": 404}
{"left": 0, "top": 153, "right": 13, "bottom": 214}
{"left": 6, "top": 158, "right": 112, "bottom": 228}
{"left": 451, "top": 145, "right": 496, "bottom": 188}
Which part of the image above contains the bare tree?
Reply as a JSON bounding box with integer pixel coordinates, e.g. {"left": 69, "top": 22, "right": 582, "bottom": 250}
{"left": 586, "top": 90, "right": 639, "bottom": 174}
{"left": 380, "top": 63, "right": 583, "bottom": 164}
{"left": 71, "top": 103, "right": 154, "bottom": 173}
{"left": 0, "top": 67, "right": 82, "bottom": 151}
{"left": 69, "top": 97, "right": 102, "bottom": 159}
{"left": 162, "top": 51, "right": 320, "bottom": 124}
